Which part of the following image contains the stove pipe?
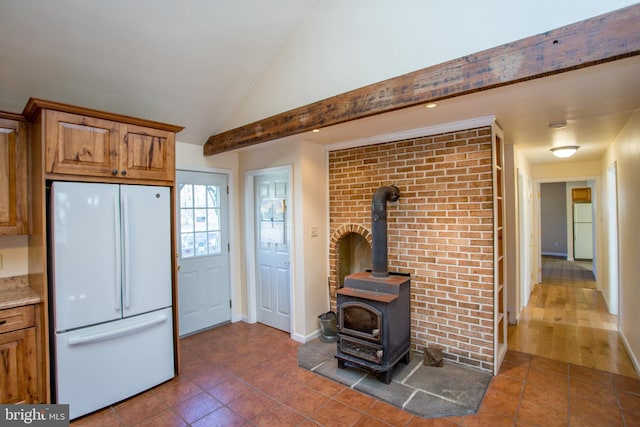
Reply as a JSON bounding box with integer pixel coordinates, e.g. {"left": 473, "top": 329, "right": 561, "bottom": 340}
{"left": 371, "top": 185, "right": 400, "bottom": 277}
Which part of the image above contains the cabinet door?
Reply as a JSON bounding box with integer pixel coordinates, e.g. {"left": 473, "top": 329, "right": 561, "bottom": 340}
{"left": 45, "top": 110, "right": 120, "bottom": 177}
{"left": 0, "top": 118, "right": 28, "bottom": 235}
{"left": 0, "top": 327, "right": 38, "bottom": 404}
{"left": 120, "top": 124, "right": 175, "bottom": 181}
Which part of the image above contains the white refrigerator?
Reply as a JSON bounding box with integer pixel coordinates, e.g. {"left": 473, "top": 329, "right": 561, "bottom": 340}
{"left": 573, "top": 202, "right": 593, "bottom": 260}
{"left": 50, "top": 182, "right": 174, "bottom": 419}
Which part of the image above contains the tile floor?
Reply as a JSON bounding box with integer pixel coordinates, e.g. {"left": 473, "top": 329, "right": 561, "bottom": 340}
{"left": 540, "top": 255, "right": 596, "bottom": 289}
{"left": 71, "top": 321, "right": 640, "bottom": 426}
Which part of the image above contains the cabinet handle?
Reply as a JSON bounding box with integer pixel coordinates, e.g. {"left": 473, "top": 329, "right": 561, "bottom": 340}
{"left": 0, "top": 320, "right": 6, "bottom": 325}
{"left": 112, "top": 169, "right": 118, "bottom": 175}
{"left": 121, "top": 170, "right": 127, "bottom": 176}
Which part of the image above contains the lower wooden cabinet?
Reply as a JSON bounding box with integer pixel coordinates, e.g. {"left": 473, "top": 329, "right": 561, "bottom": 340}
{"left": 0, "top": 305, "right": 38, "bottom": 404}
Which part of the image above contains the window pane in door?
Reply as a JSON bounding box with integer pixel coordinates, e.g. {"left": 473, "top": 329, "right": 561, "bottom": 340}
{"left": 180, "top": 185, "right": 193, "bottom": 208}
{"left": 195, "top": 232, "right": 208, "bottom": 256}
{"left": 194, "top": 185, "right": 207, "bottom": 207}
{"left": 207, "top": 208, "right": 220, "bottom": 230}
{"left": 179, "top": 182, "right": 223, "bottom": 259}
{"left": 181, "top": 233, "right": 194, "bottom": 258}
{"left": 180, "top": 209, "right": 194, "bottom": 233}
{"left": 194, "top": 209, "right": 207, "bottom": 231}
{"left": 207, "top": 186, "right": 219, "bottom": 208}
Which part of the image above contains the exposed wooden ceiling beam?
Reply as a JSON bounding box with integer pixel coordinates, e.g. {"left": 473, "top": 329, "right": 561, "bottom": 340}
{"left": 204, "top": 4, "right": 640, "bottom": 156}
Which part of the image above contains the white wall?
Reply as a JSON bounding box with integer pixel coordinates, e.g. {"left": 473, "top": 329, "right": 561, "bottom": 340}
{"left": 300, "top": 142, "right": 330, "bottom": 338}
{"left": 600, "top": 163, "right": 619, "bottom": 315}
{"left": 237, "top": 138, "right": 329, "bottom": 341}
{"left": 602, "top": 109, "right": 640, "bottom": 373}
{"left": 514, "top": 148, "right": 534, "bottom": 311}
{"left": 0, "top": 235, "right": 29, "bottom": 278}
{"left": 504, "top": 144, "right": 518, "bottom": 323}
{"left": 221, "top": 0, "right": 637, "bottom": 130}
{"left": 531, "top": 160, "right": 601, "bottom": 180}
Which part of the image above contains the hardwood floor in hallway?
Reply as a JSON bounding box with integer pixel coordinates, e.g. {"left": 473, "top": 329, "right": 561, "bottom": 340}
{"left": 508, "top": 258, "right": 638, "bottom": 378}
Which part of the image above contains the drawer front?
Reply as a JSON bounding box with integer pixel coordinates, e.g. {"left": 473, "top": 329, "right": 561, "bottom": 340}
{"left": 0, "top": 305, "right": 35, "bottom": 334}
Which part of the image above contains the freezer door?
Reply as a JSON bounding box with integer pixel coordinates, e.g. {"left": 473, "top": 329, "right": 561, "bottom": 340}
{"left": 120, "top": 185, "right": 172, "bottom": 317}
{"left": 573, "top": 203, "right": 593, "bottom": 222}
{"left": 51, "top": 182, "right": 122, "bottom": 331}
{"left": 55, "top": 308, "right": 174, "bottom": 420}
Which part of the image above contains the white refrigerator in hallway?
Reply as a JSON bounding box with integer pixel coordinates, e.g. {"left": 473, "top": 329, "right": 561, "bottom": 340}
{"left": 573, "top": 202, "right": 593, "bottom": 260}
{"left": 50, "top": 182, "right": 174, "bottom": 419}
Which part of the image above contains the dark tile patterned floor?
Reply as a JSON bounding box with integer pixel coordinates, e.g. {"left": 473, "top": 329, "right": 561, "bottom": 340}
{"left": 70, "top": 322, "right": 640, "bottom": 426}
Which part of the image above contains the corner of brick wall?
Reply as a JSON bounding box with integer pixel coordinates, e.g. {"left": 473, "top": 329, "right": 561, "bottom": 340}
{"left": 328, "top": 126, "right": 495, "bottom": 372}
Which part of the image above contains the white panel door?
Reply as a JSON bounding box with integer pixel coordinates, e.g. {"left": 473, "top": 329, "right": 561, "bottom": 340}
{"left": 255, "top": 172, "right": 290, "bottom": 332}
{"left": 51, "top": 182, "right": 121, "bottom": 332}
{"left": 177, "top": 171, "right": 230, "bottom": 336}
{"left": 121, "top": 185, "right": 172, "bottom": 317}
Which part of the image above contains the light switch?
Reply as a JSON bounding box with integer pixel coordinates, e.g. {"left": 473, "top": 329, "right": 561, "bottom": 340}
{"left": 310, "top": 225, "right": 318, "bottom": 237}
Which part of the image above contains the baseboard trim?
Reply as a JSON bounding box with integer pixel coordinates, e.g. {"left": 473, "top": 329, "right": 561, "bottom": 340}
{"left": 619, "top": 326, "right": 640, "bottom": 376}
{"left": 292, "top": 330, "right": 321, "bottom": 344}
{"left": 541, "top": 252, "right": 568, "bottom": 257}
{"left": 232, "top": 314, "right": 249, "bottom": 323}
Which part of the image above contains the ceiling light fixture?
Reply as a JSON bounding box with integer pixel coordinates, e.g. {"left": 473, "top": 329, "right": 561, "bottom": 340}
{"left": 425, "top": 103, "right": 438, "bottom": 109}
{"left": 311, "top": 129, "right": 320, "bottom": 133}
{"left": 549, "top": 121, "right": 567, "bottom": 129}
{"left": 550, "top": 145, "right": 579, "bottom": 158}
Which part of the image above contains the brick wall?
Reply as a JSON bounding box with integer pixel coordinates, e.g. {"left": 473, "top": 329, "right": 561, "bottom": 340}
{"left": 328, "top": 126, "right": 496, "bottom": 372}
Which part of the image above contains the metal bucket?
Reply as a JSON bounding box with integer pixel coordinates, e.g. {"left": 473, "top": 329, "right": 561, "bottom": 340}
{"left": 318, "top": 311, "right": 338, "bottom": 342}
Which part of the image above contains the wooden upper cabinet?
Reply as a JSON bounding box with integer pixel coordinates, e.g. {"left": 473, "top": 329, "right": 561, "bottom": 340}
{"left": 572, "top": 187, "right": 592, "bottom": 203}
{"left": 24, "top": 98, "right": 182, "bottom": 183}
{"left": 0, "top": 116, "right": 28, "bottom": 235}
{"left": 44, "top": 110, "right": 120, "bottom": 177}
{"left": 121, "top": 124, "right": 175, "bottom": 181}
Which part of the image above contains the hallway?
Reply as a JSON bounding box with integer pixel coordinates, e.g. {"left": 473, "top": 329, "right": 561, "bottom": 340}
{"left": 508, "top": 257, "right": 637, "bottom": 377}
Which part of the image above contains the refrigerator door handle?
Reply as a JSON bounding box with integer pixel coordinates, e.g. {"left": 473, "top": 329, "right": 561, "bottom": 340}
{"left": 122, "top": 194, "right": 131, "bottom": 309}
{"left": 114, "top": 194, "right": 122, "bottom": 312}
{"left": 67, "top": 314, "right": 169, "bottom": 346}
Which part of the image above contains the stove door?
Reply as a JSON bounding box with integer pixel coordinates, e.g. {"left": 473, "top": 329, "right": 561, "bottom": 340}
{"left": 339, "top": 335, "right": 384, "bottom": 364}
{"left": 338, "top": 302, "right": 382, "bottom": 342}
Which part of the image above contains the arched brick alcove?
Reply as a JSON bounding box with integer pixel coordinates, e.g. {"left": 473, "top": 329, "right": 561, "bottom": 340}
{"left": 328, "top": 224, "right": 372, "bottom": 311}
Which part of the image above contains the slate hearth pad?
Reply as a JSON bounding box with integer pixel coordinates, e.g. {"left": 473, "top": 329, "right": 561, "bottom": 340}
{"left": 298, "top": 339, "right": 492, "bottom": 419}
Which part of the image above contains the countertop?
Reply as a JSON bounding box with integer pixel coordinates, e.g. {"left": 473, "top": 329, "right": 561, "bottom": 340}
{"left": 0, "top": 275, "right": 41, "bottom": 309}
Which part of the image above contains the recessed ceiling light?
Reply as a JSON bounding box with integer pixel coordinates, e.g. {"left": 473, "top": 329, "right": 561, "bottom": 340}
{"left": 312, "top": 129, "right": 320, "bottom": 133}
{"left": 550, "top": 145, "right": 579, "bottom": 158}
{"left": 425, "top": 103, "right": 438, "bottom": 109}
{"left": 549, "top": 121, "right": 567, "bottom": 129}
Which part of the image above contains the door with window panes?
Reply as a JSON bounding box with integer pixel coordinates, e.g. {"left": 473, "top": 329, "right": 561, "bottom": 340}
{"left": 177, "top": 170, "right": 230, "bottom": 336}
{"left": 255, "top": 172, "right": 291, "bottom": 332}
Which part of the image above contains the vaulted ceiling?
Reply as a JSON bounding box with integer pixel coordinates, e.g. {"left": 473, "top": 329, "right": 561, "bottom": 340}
{"left": 1, "top": 1, "right": 639, "bottom": 164}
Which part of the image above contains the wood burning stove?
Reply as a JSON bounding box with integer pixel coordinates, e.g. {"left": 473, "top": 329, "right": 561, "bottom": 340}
{"left": 336, "top": 185, "right": 411, "bottom": 384}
